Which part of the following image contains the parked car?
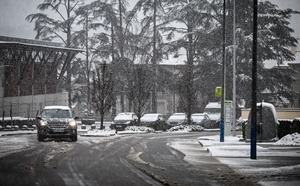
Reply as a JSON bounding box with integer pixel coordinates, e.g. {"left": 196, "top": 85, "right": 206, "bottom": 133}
{"left": 140, "top": 113, "right": 170, "bottom": 131}
{"left": 110, "top": 112, "right": 138, "bottom": 131}
{"left": 203, "top": 102, "right": 221, "bottom": 128}
{"left": 36, "top": 106, "right": 78, "bottom": 142}
{"left": 166, "top": 113, "right": 188, "bottom": 126}
{"left": 191, "top": 113, "right": 209, "bottom": 126}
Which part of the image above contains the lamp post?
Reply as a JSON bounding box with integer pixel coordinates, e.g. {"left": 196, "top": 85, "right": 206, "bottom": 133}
{"left": 220, "top": 0, "right": 226, "bottom": 142}
{"left": 232, "top": 0, "right": 237, "bottom": 136}
{"left": 251, "top": 0, "right": 258, "bottom": 160}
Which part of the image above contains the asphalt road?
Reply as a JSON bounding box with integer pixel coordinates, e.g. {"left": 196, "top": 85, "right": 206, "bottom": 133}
{"left": 0, "top": 132, "right": 256, "bottom": 186}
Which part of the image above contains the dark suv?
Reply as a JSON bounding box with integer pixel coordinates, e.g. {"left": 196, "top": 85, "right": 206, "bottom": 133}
{"left": 36, "top": 106, "right": 78, "bottom": 142}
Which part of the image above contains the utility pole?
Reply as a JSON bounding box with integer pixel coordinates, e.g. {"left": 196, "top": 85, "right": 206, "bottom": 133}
{"left": 85, "top": 11, "right": 90, "bottom": 115}
{"left": 232, "top": 0, "right": 236, "bottom": 136}
{"left": 220, "top": 0, "right": 226, "bottom": 142}
{"left": 251, "top": 0, "right": 258, "bottom": 160}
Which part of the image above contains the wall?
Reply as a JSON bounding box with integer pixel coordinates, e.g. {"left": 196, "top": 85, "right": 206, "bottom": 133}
{"left": 0, "top": 93, "right": 68, "bottom": 118}
{"left": 241, "top": 108, "right": 300, "bottom": 120}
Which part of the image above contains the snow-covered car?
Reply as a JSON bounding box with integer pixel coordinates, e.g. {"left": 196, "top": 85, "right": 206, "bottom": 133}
{"left": 191, "top": 113, "right": 209, "bottom": 126}
{"left": 36, "top": 106, "right": 78, "bottom": 142}
{"left": 110, "top": 112, "right": 138, "bottom": 131}
{"left": 203, "top": 102, "right": 221, "bottom": 128}
{"left": 140, "top": 113, "right": 170, "bottom": 131}
{"left": 166, "top": 113, "right": 188, "bottom": 126}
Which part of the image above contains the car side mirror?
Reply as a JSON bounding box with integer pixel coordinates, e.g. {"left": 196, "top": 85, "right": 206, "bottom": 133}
{"left": 74, "top": 116, "right": 79, "bottom": 120}
{"left": 36, "top": 116, "right": 42, "bottom": 120}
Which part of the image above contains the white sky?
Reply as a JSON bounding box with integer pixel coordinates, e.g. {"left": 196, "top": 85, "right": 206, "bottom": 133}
{"left": 0, "top": 0, "right": 299, "bottom": 39}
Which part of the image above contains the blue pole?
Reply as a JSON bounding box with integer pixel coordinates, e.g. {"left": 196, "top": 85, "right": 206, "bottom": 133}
{"left": 220, "top": 0, "right": 226, "bottom": 142}
{"left": 251, "top": 0, "right": 258, "bottom": 159}
{"left": 220, "top": 119, "right": 224, "bottom": 142}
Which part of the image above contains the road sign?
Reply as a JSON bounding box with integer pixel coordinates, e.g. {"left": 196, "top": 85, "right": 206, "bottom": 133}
{"left": 215, "top": 87, "right": 222, "bottom": 97}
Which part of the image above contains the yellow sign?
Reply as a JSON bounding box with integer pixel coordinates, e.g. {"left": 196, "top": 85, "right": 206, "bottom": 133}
{"left": 215, "top": 87, "right": 222, "bottom": 97}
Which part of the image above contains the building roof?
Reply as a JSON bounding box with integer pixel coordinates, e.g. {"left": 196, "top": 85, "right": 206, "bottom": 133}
{"left": 0, "top": 35, "right": 83, "bottom": 52}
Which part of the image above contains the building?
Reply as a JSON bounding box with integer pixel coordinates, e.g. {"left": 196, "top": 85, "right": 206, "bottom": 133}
{"left": 0, "top": 36, "right": 82, "bottom": 118}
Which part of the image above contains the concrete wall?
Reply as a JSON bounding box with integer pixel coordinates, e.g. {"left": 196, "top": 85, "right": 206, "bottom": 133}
{"left": 0, "top": 93, "right": 68, "bottom": 118}
{"left": 241, "top": 108, "right": 300, "bottom": 120}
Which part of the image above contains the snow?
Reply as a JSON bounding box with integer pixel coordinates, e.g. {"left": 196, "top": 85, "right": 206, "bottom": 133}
{"left": 43, "top": 105, "right": 71, "bottom": 110}
{"left": 275, "top": 132, "right": 300, "bottom": 146}
{"left": 196, "top": 133, "right": 300, "bottom": 185}
{"left": 1, "top": 124, "right": 300, "bottom": 185}
{"left": 257, "top": 102, "right": 278, "bottom": 122}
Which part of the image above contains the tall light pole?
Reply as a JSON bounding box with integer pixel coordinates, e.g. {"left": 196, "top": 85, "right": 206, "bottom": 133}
{"left": 232, "top": 0, "right": 237, "bottom": 136}
{"left": 251, "top": 0, "right": 258, "bottom": 160}
{"left": 220, "top": 0, "right": 226, "bottom": 142}
{"left": 85, "top": 11, "right": 90, "bottom": 115}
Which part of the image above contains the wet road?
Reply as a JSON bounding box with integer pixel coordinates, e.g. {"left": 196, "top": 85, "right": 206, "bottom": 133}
{"left": 0, "top": 132, "right": 255, "bottom": 186}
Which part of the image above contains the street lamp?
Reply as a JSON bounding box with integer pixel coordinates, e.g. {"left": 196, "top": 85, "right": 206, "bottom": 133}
{"left": 251, "top": 0, "right": 258, "bottom": 160}
{"left": 232, "top": 0, "right": 237, "bottom": 137}
{"left": 220, "top": 0, "right": 226, "bottom": 142}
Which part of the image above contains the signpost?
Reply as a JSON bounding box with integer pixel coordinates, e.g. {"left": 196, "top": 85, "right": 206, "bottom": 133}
{"left": 225, "top": 100, "right": 232, "bottom": 136}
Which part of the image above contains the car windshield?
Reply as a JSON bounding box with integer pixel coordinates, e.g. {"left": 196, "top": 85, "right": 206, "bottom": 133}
{"left": 192, "top": 115, "right": 204, "bottom": 121}
{"left": 141, "top": 114, "right": 159, "bottom": 121}
{"left": 204, "top": 108, "right": 221, "bottom": 115}
{"left": 169, "top": 114, "right": 186, "bottom": 120}
{"left": 114, "top": 113, "right": 133, "bottom": 120}
{"left": 41, "top": 109, "right": 72, "bottom": 118}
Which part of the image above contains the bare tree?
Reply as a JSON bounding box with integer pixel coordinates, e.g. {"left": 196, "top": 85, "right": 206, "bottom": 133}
{"left": 92, "top": 62, "right": 114, "bottom": 129}
{"left": 130, "top": 65, "right": 151, "bottom": 125}
{"left": 26, "top": 0, "right": 84, "bottom": 107}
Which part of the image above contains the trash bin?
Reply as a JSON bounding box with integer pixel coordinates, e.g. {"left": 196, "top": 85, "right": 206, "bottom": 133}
{"left": 246, "top": 102, "right": 278, "bottom": 141}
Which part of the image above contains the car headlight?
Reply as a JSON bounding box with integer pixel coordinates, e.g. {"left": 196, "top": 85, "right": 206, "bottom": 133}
{"left": 69, "top": 120, "right": 77, "bottom": 127}
{"left": 39, "top": 120, "right": 48, "bottom": 126}
{"left": 125, "top": 121, "right": 130, "bottom": 124}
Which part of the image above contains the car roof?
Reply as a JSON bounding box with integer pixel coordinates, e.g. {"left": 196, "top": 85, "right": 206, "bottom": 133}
{"left": 117, "top": 112, "right": 135, "bottom": 115}
{"left": 43, "top": 105, "right": 71, "bottom": 110}
{"left": 192, "top": 113, "right": 204, "bottom": 116}
{"left": 172, "top": 113, "right": 186, "bottom": 115}
{"left": 143, "top": 113, "right": 161, "bottom": 116}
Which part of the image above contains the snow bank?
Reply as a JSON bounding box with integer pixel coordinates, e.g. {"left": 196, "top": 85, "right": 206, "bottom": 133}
{"left": 275, "top": 132, "right": 300, "bottom": 146}
{"left": 168, "top": 125, "right": 204, "bottom": 132}
{"left": 80, "top": 129, "right": 116, "bottom": 137}
{"left": 117, "top": 126, "right": 155, "bottom": 134}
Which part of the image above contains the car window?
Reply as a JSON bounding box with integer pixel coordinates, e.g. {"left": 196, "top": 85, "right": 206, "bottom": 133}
{"left": 42, "top": 109, "right": 72, "bottom": 118}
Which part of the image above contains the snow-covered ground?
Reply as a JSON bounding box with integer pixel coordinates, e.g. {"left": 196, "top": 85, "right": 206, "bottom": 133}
{"left": 197, "top": 133, "right": 300, "bottom": 186}
{"left": 1, "top": 124, "right": 300, "bottom": 185}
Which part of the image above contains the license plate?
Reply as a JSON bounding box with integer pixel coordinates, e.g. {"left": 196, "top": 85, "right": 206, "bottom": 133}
{"left": 53, "top": 128, "right": 64, "bottom": 133}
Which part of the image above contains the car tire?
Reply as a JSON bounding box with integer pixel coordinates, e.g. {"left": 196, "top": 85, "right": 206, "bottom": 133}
{"left": 37, "top": 132, "right": 44, "bottom": 142}
{"left": 71, "top": 135, "right": 77, "bottom": 142}
{"left": 71, "top": 131, "right": 77, "bottom": 142}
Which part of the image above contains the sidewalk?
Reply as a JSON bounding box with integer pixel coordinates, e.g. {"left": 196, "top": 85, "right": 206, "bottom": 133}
{"left": 198, "top": 134, "right": 300, "bottom": 186}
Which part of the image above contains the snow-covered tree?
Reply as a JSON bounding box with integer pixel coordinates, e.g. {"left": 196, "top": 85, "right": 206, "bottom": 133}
{"left": 224, "top": 0, "right": 299, "bottom": 107}
{"left": 129, "top": 0, "right": 167, "bottom": 113}
{"left": 26, "top": 0, "right": 85, "bottom": 107}
{"left": 161, "top": 0, "right": 215, "bottom": 123}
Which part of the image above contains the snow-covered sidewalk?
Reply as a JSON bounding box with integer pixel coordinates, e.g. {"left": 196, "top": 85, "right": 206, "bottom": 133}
{"left": 198, "top": 133, "right": 300, "bottom": 186}
{"left": 198, "top": 133, "right": 300, "bottom": 157}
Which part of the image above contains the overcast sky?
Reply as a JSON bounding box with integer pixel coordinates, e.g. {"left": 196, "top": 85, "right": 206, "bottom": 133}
{"left": 0, "top": 0, "right": 299, "bottom": 40}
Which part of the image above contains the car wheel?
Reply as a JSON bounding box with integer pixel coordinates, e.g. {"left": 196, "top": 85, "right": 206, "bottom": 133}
{"left": 37, "top": 132, "right": 44, "bottom": 142}
{"left": 71, "top": 135, "right": 77, "bottom": 142}
{"left": 71, "top": 131, "right": 77, "bottom": 142}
